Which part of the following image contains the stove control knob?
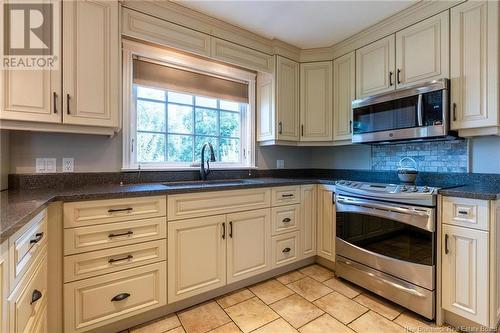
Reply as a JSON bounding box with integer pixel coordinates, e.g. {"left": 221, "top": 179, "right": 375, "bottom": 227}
{"left": 411, "top": 186, "right": 418, "bottom": 192}
{"left": 423, "top": 186, "right": 430, "bottom": 193}
{"left": 346, "top": 181, "right": 351, "bottom": 185}
{"left": 401, "top": 186, "right": 408, "bottom": 192}
{"left": 338, "top": 181, "right": 345, "bottom": 185}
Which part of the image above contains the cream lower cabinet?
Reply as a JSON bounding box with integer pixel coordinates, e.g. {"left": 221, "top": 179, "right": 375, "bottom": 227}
{"left": 227, "top": 209, "right": 271, "bottom": 283}
{"left": 450, "top": 0, "right": 500, "bottom": 135}
{"left": 1, "top": 241, "right": 8, "bottom": 333}
{"left": 300, "top": 185, "right": 317, "bottom": 257}
{"left": 317, "top": 185, "right": 335, "bottom": 262}
{"left": 442, "top": 224, "right": 488, "bottom": 326}
{"left": 168, "top": 210, "right": 271, "bottom": 303}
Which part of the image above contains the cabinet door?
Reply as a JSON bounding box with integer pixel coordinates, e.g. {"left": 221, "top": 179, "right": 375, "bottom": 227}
{"left": 300, "top": 61, "right": 333, "bottom": 141}
{"left": 0, "top": 0, "right": 61, "bottom": 124}
{"left": 226, "top": 209, "right": 270, "bottom": 283}
{"left": 333, "top": 52, "right": 355, "bottom": 141}
{"left": 356, "top": 35, "right": 395, "bottom": 98}
{"left": 396, "top": 11, "right": 449, "bottom": 88}
{"left": 450, "top": 1, "right": 499, "bottom": 130}
{"left": 316, "top": 186, "right": 335, "bottom": 261}
{"left": 442, "top": 224, "right": 489, "bottom": 326}
{"left": 276, "top": 56, "right": 300, "bottom": 141}
{"left": 300, "top": 185, "right": 316, "bottom": 257}
{"left": 256, "top": 72, "right": 275, "bottom": 141}
{"left": 0, "top": 241, "right": 7, "bottom": 333}
{"left": 168, "top": 215, "right": 226, "bottom": 303}
{"left": 62, "top": 0, "right": 119, "bottom": 128}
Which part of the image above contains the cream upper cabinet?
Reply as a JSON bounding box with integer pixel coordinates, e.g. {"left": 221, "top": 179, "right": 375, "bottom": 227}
{"left": 0, "top": 0, "right": 61, "bottom": 124}
{"left": 450, "top": 1, "right": 499, "bottom": 134}
{"left": 62, "top": 0, "right": 119, "bottom": 128}
{"left": 276, "top": 56, "right": 300, "bottom": 141}
{"left": 167, "top": 215, "right": 226, "bottom": 303}
{"left": 356, "top": 35, "right": 395, "bottom": 98}
{"left": 395, "top": 12, "right": 449, "bottom": 88}
{"left": 442, "top": 224, "right": 489, "bottom": 326}
{"left": 300, "top": 185, "right": 316, "bottom": 257}
{"left": 300, "top": 61, "right": 333, "bottom": 141}
{"left": 226, "top": 209, "right": 271, "bottom": 283}
{"left": 316, "top": 185, "right": 335, "bottom": 261}
{"left": 211, "top": 38, "right": 273, "bottom": 74}
{"left": 333, "top": 52, "right": 355, "bottom": 141}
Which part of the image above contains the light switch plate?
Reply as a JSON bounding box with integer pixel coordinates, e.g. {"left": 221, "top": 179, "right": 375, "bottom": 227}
{"left": 45, "top": 158, "right": 57, "bottom": 173}
{"left": 63, "top": 158, "right": 74, "bottom": 172}
{"left": 277, "top": 160, "right": 284, "bottom": 169}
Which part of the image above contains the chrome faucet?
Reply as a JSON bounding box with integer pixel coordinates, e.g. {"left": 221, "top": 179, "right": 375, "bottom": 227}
{"left": 200, "top": 143, "right": 216, "bottom": 181}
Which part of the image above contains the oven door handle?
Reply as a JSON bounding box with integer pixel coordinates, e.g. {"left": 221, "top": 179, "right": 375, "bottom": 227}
{"left": 336, "top": 197, "right": 430, "bottom": 218}
{"left": 417, "top": 94, "right": 423, "bottom": 127}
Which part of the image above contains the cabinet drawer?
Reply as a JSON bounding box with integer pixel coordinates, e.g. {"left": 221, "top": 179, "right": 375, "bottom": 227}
{"left": 9, "top": 251, "right": 47, "bottom": 333}
{"left": 64, "top": 239, "right": 167, "bottom": 282}
{"left": 211, "top": 38, "right": 274, "bottom": 73}
{"left": 64, "top": 196, "right": 166, "bottom": 228}
{"left": 64, "top": 217, "right": 167, "bottom": 255}
{"left": 271, "top": 186, "right": 301, "bottom": 206}
{"left": 168, "top": 188, "right": 271, "bottom": 220}
{"left": 442, "top": 197, "right": 489, "bottom": 231}
{"left": 64, "top": 262, "right": 167, "bottom": 333}
{"left": 272, "top": 232, "right": 300, "bottom": 267}
{"left": 272, "top": 204, "right": 300, "bottom": 235}
{"left": 9, "top": 209, "right": 47, "bottom": 290}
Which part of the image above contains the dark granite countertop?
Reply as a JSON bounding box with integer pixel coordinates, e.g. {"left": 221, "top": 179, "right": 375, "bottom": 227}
{"left": 2, "top": 173, "right": 498, "bottom": 243}
{"left": 1, "top": 178, "right": 335, "bottom": 242}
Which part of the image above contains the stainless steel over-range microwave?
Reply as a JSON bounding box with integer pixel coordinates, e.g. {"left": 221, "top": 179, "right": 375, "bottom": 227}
{"left": 351, "top": 79, "right": 455, "bottom": 144}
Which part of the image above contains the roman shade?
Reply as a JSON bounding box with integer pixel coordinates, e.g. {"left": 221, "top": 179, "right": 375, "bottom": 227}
{"left": 133, "top": 58, "right": 249, "bottom": 103}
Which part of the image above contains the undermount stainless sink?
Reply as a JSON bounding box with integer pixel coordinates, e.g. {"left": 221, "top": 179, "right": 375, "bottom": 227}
{"left": 162, "top": 179, "right": 260, "bottom": 188}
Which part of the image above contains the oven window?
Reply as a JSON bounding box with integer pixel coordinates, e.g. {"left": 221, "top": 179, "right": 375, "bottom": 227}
{"left": 353, "top": 95, "right": 419, "bottom": 134}
{"left": 336, "top": 212, "right": 434, "bottom": 265}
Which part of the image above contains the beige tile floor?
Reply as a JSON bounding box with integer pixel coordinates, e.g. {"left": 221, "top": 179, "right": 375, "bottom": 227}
{"left": 126, "top": 264, "right": 458, "bottom": 333}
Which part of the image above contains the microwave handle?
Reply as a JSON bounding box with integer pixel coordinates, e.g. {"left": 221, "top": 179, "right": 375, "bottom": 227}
{"left": 417, "top": 94, "right": 423, "bottom": 127}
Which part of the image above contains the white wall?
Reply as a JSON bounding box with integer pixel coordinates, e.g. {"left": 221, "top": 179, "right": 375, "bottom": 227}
{"left": 310, "top": 144, "right": 372, "bottom": 170}
{"left": 469, "top": 136, "right": 500, "bottom": 174}
{"left": 8, "top": 131, "right": 312, "bottom": 173}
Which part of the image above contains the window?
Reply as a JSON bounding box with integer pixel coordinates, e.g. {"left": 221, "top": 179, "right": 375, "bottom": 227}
{"left": 123, "top": 40, "right": 256, "bottom": 170}
{"left": 135, "top": 86, "right": 246, "bottom": 164}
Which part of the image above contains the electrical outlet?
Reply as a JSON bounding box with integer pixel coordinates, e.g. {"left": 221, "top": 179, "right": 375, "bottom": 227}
{"left": 63, "top": 158, "right": 74, "bottom": 172}
{"left": 45, "top": 158, "right": 57, "bottom": 173}
{"left": 35, "top": 158, "right": 46, "bottom": 173}
{"left": 277, "top": 160, "right": 285, "bottom": 169}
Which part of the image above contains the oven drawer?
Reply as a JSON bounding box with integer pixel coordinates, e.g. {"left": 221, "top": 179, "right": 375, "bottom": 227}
{"left": 272, "top": 232, "right": 300, "bottom": 267}
{"left": 271, "top": 186, "right": 301, "bottom": 206}
{"left": 64, "top": 217, "right": 167, "bottom": 255}
{"left": 271, "top": 205, "right": 300, "bottom": 235}
{"left": 64, "top": 240, "right": 167, "bottom": 282}
{"left": 64, "top": 262, "right": 166, "bottom": 333}
{"left": 64, "top": 196, "right": 166, "bottom": 228}
{"left": 442, "top": 197, "right": 489, "bottom": 231}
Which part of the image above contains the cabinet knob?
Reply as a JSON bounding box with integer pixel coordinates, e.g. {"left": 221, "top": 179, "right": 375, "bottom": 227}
{"left": 30, "top": 232, "right": 44, "bottom": 245}
{"left": 282, "top": 247, "right": 291, "bottom": 253}
{"left": 282, "top": 217, "right": 291, "bottom": 223}
{"left": 31, "top": 289, "right": 43, "bottom": 304}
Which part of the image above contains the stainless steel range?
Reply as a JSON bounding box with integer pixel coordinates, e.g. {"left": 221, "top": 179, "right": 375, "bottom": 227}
{"left": 334, "top": 180, "right": 438, "bottom": 319}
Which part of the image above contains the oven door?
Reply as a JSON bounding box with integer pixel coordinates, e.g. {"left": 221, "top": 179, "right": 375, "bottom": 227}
{"left": 335, "top": 195, "right": 435, "bottom": 290}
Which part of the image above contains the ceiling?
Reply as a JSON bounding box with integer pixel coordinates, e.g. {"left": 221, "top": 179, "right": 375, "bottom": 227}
{"left": 176, "top": 1, "right": 417, "bottom": 49}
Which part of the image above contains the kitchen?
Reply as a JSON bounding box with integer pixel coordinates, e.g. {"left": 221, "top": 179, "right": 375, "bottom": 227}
{"left": 0, "top": 1, "right": 499, "bottom": 333}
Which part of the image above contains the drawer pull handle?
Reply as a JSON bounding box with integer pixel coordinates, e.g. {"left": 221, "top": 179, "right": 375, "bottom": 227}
{"left": 282, "top": 218, "right": 291, "bottom": 223}
{"left": 108, "top": 230, "right": 133, "bottom": 238}
{"left": 282, "top": 194, "right": 294, "bottom": 198}
{"left": 30, "top": 232, "right": 44, "bottom": 245}
{"left": 222, "top": 223, "right": 226, "bottom": 240}
{"left": 108, "top": 207, "right": 133, "bottom": 213}
{"left": 111, "top": 293, "right": 130, "bottom": 302}
{"left": 282, "top": 247, "right": 291, "bottom": 253}
{"left": 458, "top": 210, "right": 468, "bottom": 215}
{"left": 108, "top": 254, "right": 133, "bottom": 264}
{"left": 31, "top": 289, "right": 42, "bottom": 304}
{"left": 229, "top": 221, "right": 233, "bottom": 238}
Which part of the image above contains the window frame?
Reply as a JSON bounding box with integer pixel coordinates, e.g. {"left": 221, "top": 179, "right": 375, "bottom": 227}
{"left": 122, "top": 39, "right": 256, "bottom": 170}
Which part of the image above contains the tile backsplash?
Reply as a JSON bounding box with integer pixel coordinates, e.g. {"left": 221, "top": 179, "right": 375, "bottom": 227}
{"left": 371, "top": 140, "right": 469, "bottom": 173}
